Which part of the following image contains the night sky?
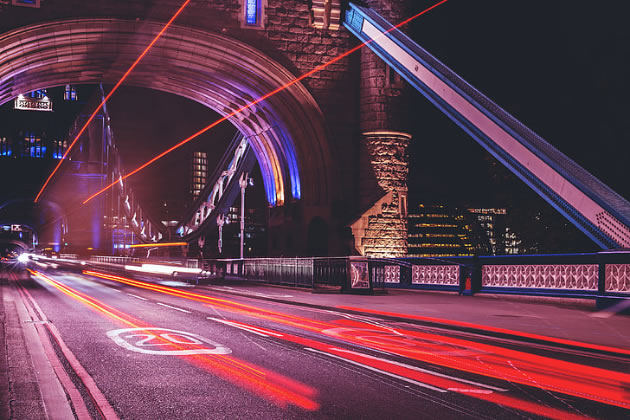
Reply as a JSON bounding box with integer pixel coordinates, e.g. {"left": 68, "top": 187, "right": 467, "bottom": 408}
{"left": 104, "top": 86, "right": 238, "bottom": 217}
{"left": 405, "top": 0, "right": 630, "bottom": 251}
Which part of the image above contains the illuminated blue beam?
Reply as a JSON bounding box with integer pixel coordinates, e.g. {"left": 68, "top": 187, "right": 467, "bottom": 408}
{"left": 344, "top": 3, "right": 630, "bottom": 249}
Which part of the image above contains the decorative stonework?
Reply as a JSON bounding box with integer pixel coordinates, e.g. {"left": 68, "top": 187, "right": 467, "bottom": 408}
{"left": 384, "top": 265, "right": 400, "bottom": 283}
{"left": 605, "top": 264, "right": 630, "bottom": 293}
{"left": 412, "top": 265, "right": 459, "bottom": 285}
{"left": 482, "top": 264, "right": 598, "bottom": 290}
{"left": 309, "top": 0, "right": 341, "bottom": 30}
{"left": 353, "top": 130, "right": 411, "bottom": 258}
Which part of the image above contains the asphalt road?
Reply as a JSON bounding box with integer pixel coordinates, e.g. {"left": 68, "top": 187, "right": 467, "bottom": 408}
{"left": 8, "top": 267, "right": 630, "bottom": 419}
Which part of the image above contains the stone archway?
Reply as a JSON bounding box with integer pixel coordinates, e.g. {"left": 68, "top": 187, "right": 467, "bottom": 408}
{"left": 0, "top": 198, "right": 67, "bottom": 251}
{"left": 0, "top": 18, "right": 333, "bottom": 209}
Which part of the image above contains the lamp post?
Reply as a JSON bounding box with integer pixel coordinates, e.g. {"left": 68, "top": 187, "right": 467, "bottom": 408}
{"left": 217, "top": 214, "right": 226, "bottom": 254}
{"left": 239, "top": 172, "right": 253, "bottom": 259}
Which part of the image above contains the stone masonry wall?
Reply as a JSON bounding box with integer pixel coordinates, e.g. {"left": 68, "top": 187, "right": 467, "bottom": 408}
{"left": 0, "top": 0, "right": 415, "bottom": 256}
{"left": 357, "top": 0, "right": 412, "bottom": 257}
{"left": 358, "top": 131, "right": 410, "bottom": 257}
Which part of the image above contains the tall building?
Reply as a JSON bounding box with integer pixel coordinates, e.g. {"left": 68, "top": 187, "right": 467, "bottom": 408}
{"left": 407, "top": 204, "right": 490, "bottom": 257}
{"left": 467, "top": 208, "right": 521, "bottom": 255}
{"left": 190, "top": 151, "right": 208, "bottom": 200}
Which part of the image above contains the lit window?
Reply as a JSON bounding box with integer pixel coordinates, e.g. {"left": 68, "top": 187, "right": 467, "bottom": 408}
{"left": 240, "top": 0, "right": 265, "bottom": 29}
{"left": 246, "top": 0, "right": 258, "bottom": 25}
{"left": 64, "top": 85, "right": 78, "bottom": 101}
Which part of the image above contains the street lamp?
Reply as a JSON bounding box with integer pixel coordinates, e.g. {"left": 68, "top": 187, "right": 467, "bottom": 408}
{"left": 239, "top": 172, "right": 253, "bottom": 259}
{"left": 217, "top": 214, "right": 227, "bottom": 254}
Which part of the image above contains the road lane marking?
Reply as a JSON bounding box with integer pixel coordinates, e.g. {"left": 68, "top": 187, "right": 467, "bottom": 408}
{"left": 107, "top": 327, "right": 231, "bottom": 355}
{"left": 303, "top": 347, "right": 447, "bottom": 393}
{"left": 447, "top": 388, "right": 493, "bottom": 394}
{"left": 207, "top": 317, "right": 284, "bottom": 337}
{"left": 331, "top": 347, "right": 507, "bottom": 392}
{"left": 127, "top": 293, "right": 147, "bottom": 300}
{"left": 156, "top": 302, "right": 191, "bottom": 313}
{"left": 210, "top": 286, "right": 294, "bottom": 298}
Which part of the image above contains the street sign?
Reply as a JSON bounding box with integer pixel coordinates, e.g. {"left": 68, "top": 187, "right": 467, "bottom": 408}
{"left": 14, "top": 96, "right": 53, "bottom": 112}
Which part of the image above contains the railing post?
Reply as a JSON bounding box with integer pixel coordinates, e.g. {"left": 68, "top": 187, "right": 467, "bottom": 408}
{"left": 597, "top": 253, "right": 606, "bottom": 309}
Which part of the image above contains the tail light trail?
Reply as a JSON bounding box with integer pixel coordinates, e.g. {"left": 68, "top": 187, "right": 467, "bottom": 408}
{"left": 82, "top": 269, "right": 630, "bottom": 410}
{"left": 27, "top": 269, "right": 319, "bottom": 410}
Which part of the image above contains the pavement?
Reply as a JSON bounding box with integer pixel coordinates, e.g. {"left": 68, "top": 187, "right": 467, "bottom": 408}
{"left": 1, "top": 267, "right": 51, "bottom": 420}
{"left": 1, "top": 271, "right": 629, "bottom": 419}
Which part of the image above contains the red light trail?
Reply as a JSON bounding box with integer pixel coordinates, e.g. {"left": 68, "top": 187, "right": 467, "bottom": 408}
{"left": 129, "top": 242, "right": 187, "bottom": 248}
{"left": 27, "top": 269, "right": 319, "bottom": 410}
{"left": 337, "top": 305, "right": 630, "bottom": 357}
{"left": 81, "top": 0, "right": 449, "bottom": 204}
{"left": 82, "top": 270, "right": 630, "bottom": 412}
{"left": 33, "top": 0, "right": 192, "bottom": 204}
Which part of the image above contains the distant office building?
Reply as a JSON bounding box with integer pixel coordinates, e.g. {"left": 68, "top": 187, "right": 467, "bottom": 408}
{"left": 407, "top": 204, "right": 490, "bottom": 257}
{"left": 467, "top": 207, "right": 521, "bottom": 255}
{"left": 222, "top": 205, "right": 267, "bottom": 257}
{"left": 160, "top": 200, "right": 187, "bottom": 228}
{"left": 190, "top": 151, "right": 208, "bottom": 200}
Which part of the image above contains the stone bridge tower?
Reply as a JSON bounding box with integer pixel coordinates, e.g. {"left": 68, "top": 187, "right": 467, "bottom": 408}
{"left": 0, "top": 0, "right": 413, "bottom": 257}
{"left": 351, "top": 0, "right": 412, "bottom": 257}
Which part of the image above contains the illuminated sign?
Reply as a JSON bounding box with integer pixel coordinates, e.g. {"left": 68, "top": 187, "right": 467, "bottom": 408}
{"left": 14, "top": 96, "right": 53, "bottom": 112}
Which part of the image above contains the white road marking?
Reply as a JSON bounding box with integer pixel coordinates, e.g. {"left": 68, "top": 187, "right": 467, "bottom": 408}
{"left": 107, "top": 327, "right": 231, "bottom": 355}
{"left": 207, "top": 317, "right": 284, "bottom": 337}
{"left": 304, "top": 347, "right": 447, "bottom": 393}
{"left": 246, "top": 336, "right": 268, "bottom": 351}
{"left": 211, "top": 286, "right": 294, "bottom": 299}
{"left": 110, "top": 288, "right": 122, "bottom": 293}
{"left": 156, "top": 302, "right": 191, "bottom": 313}
{"left": 330, "top": 347, "right": 506, "bottom": 392}
{"left": 447, "top": 388, "right": 493, "bottom": 394}
{"left": 127, "top": 293, "right": 147, "bottom": 301}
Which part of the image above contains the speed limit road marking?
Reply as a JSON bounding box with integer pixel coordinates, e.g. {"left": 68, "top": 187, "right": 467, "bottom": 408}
{"left": 107, "top": 327, "right": 232, "bottom": 355}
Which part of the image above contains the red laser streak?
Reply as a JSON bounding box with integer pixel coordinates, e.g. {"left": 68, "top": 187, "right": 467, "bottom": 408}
{"left": 81, "top": 270, "right": 630, "bottom": 409}
{"left": 29, "top": 269, "right": 319, "bottom": 410}
{"left": 81, "top": 0, "right": 449, "bottom": 204}
{"left": 336, "top": 306, "right": 630, "bottom": 357}
{"left": 33, "top": 0, "right": 192, "bottom": 204}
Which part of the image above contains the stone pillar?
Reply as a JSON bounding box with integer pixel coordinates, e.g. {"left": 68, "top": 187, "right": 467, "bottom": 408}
{"left": 352, "top": 0, "right": 411, "bottom": 257}
{"left": 354, "top": 130, "right": 410, "bottom": 257}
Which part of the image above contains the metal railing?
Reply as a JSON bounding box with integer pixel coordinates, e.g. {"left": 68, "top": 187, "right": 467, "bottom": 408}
{"left": 201, "top": 257, "right": 369, "bottom": 289}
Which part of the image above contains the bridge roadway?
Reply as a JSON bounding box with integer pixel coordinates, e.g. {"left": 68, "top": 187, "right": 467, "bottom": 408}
{"left": 1, "top": 264, "right": 630, "bottom": 419}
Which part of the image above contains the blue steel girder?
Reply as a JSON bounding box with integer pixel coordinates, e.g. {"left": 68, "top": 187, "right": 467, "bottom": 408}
{"left": 175, "top": 132, "right": 257, "bottom": 242}
{"left": 344, "top": 3, "right": 630, "bottom": 249}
